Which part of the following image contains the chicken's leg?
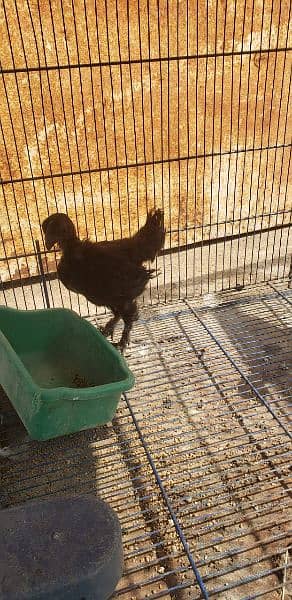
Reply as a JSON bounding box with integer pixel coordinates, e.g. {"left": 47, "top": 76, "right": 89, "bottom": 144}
{"left": 118, "top": 302, "right": 139, "bottom": 352}
{"left": 101, "top": 314, "right": 120, "bottom": 339}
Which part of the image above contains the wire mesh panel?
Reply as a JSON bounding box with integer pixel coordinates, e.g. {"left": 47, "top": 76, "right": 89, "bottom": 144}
{"left": 0, "top": 2, "right": 292, "bottom": 598}
{"left": 121, "top": 285, "right": 291, "bottom": 598}
{"left": 1, "top": 282, "right": 291, "bottom": 598}
{"left": 0, "top": 399, "right": 201, "bottom": 598}
{"left": 0, "top": 0, "right": 291, "bottom": 309}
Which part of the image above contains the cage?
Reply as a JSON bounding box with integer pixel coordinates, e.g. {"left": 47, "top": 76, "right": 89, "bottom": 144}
{"left": 0, "top": 0, "right": 291, "bottom": 598}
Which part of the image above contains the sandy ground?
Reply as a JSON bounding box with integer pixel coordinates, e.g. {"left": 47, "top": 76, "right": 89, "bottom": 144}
{"left": 0, "top": 278, "right": 291, "bottom": 599}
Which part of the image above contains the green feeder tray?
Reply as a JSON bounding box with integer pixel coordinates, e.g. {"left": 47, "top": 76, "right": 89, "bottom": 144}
{"left": 0, "top": 306, "right": 134, "bottom": 441}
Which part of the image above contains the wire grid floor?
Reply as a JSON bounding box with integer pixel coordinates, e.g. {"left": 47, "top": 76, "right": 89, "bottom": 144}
{"left": 0, "top": 280, "right": 291, "bottom": 599}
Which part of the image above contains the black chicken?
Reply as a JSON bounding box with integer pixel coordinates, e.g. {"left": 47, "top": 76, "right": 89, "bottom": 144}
{"left": 42, "top": 210, "right": 165, "bottom": 351}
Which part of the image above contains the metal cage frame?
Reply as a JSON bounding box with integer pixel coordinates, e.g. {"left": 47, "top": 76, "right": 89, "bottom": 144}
{"left": 0, "top": 1, "right": 291, "bottom": 598}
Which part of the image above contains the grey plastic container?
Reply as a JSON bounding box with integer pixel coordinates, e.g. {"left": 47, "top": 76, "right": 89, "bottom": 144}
{"left": 0, "top": 495, "right": 123, "bottom": 599}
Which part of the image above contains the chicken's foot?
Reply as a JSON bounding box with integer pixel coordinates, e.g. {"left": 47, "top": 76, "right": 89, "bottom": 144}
{"left": 100, "top": 315, "right": 120, "bottom": 339}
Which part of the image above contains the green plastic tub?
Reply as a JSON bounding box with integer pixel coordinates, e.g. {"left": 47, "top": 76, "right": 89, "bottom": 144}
{"left": 0, "top": 306, "right": 134, "bottom": 441}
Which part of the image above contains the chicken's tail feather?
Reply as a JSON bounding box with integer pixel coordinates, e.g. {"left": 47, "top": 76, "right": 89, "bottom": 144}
{"left": 133, "top": 209, "right": 165, "bottom": 263}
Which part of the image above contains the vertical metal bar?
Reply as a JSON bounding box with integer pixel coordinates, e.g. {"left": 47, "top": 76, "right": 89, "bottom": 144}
{"left": 279, "top": 150, "right": 292, "bottom": 280}
{"left": 207, "top": 0, "right": 220, "bottom": 293}
{"left": 60, "top": 1, "right": 89, "bottom": 238}
{"left": 192, "top": 2, "right": 199, "bottom": 297}
{"left": 34, "top": 0, "right": 71, "bottom": 310}
{"left": 137, "top": 0, "right": 152, "bottom": 304}
{"left": 185, "top": 0, "right": 189, "bottom": 298}
{"left": 126, "top": 0, "right": 146, "bottom": 305}
{"left": 70, "top": 0, "right": 97, "bottom": 240}
{"left": 226, "top": 0, "right": 246, "bottom": 290}
{"left": 44, "top": 0, "right": 80, "bottom": 313}
{"left": 0, "top": 275, "right": 9, "bottom": 308}
{"left": 176, "top": 0, "right": 181, "bottom": 299}
{"left": 59, "top": 0, "right": 88, "bottom": 315}
{"left": 94, "top": 1, "right": 115, "bottom": 241}
{"left": 0, "top": 173, "right": 28, "bottom": 309}
{"left": 240, "top": 0, "right": 265, "bottom": 285}
{"left": 115, "top": 0, "right": 131, "bottom": 241}
{"left": 0, "top": 228, "right": 19, "bottom": 308}
{"left": 104, "top": 1, "right": 124, "bottom": 241}
{"left": 167, "top": 0, "right": 173, "bottom": 302}
{"left": 248, "top": 0, "right": 275, "bottom": 284}
{"left": 156, "top": 0, "right": 167, "bottom": 303}
{"left": 19, "top": 0, "right": 64, "bottom": 310}
{"left": 126, "top": 0, "right": 140, "bottom": 241}
{"left": 0, "top": 2, "right": 41, "bottom": 309}
{"left": 105, "top": 1, "right": 127, "bottom": 244}
{"left": 146, "top": 0, "right": 160, "bottom": 304}
{"left": 288, "top": 254, "right": 292, "bottom": 287}
{"left": 34, "top": 240, "right": 50, "bottom": 308}
{"left": 264, "top": 11, "right": 292, "bottom": 282}
{"left": 272, "top": 82, "right": 292, "bottom": 282}
{"left": 254, "top": 0, "right": 284, "bottom": 282}
{"left": 83, "top": 0, "right": 106, "bottom": 240}
{"left": 201, "top": 1, "right": 208, "bottom": 295}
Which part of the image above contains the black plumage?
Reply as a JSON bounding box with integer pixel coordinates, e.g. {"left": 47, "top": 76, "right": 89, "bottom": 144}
{"left": 42, "top": 210, "right": 165, "bottom": 351}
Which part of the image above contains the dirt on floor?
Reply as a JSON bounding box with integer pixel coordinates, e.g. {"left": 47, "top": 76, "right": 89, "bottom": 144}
{"left": 0, "top": 281, "right": 291, "bottom": 599}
